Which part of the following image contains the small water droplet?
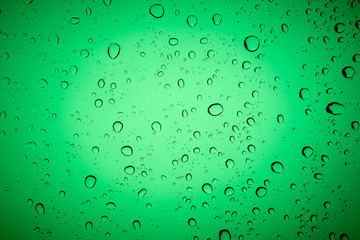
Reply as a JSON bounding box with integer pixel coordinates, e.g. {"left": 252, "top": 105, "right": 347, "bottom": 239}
{"left": 70, "top": 17, "right": 80, "bottom": 25}
{"left": 138, "top": 188, "right": 147, "bottom": 197}
{"left": 351, "top": 121, "right": 359, "bottom": 130}
{"left": 255, "top": 187, "right": 267, "bottom": 198}
{"left": 113, "top": 121, "right": 123, "bottom": 133}
{"left": 95, "top": 99, "right": 103, "bottom": 108}
{"left": 342, "top": 66, "right": 355, "bottom": 78}
{"left": 219, "top": 229, "right": 231, "bottom": 240}
{"left": 224, "top": 187, "right": 234, "bottom": 196}
{"left": 124, "top": 166, "right": 135, "bottom": 175}
{"left": 225, "top": 159, "right": 235, "bottom": 169}
{"left": 302, "top": 146, "right": 313, "bottom": 158}
{"left": 35, "top": 203, "right": 45, "bottom": 215}
{"left": 133, "top": 220, "right": 141, "bottom": 230}
{"left": 188, "top": 218, "right": 197, "bottom": 227}
{"left": 105, "top": 202, "right": 116, "bottom": 210}
{"left": 151, "top": 121, "right": 162, "bottom": 132}
{"left": 334, "top": 23, "right": 346, "bottom": 33}
{"left": 108, "top": 43, "right": 121, "bottom": 59}
{"left": 212, "top": 13, "right": 222, "bottom": 25}
{"left": 299, "top": 88, "right": 311, "bottom": 100}
{"left": 187, "top": 15, "right": 198, "bottom": 27}
{"left": 169, "top": 38, "right": 178, "bottom": 46}
{"left": 85, "top": 221, "right": 93, "bottom": 230}
{"left": 271, "top": 161, "right": 284, "bottom": 173}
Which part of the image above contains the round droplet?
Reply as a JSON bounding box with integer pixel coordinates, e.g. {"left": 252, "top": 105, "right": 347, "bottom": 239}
{"left": 85, "top": 221, "right": 93, "bottom": 230}
{"left": 219, "top": 229, "right": 231, "bottom": 240}
{"left": 342, "top": 66, "right": 355, "bottom": 78}
{"left": 351, "top": 121, "right": 359, "bottom": 130}
{"left": 35, "top": 203, "right": 45, "bottom": 215}
{"left": 299, "top": 88, "right": 311, "bottom": 100}
{"left": 105, "top": 202, "right": 116, "bottom": 210}
{"left": 212, "top": 13, "right": 222, "bottom": 25}
{"left": 151, "top": 121, "right": 162, "bottom": 132}
{"left": 224, "top": 187, "right": 234, "bottom": 196}
{"left": 181, "top": 154, "right": 189, "bottom": 162}
{"left": 169, "top": 38, "right": 178, "bottom": 46}
{"left": 187, "top": 15, "right": 198, "bottom": 27}
{"left": 80, "top": 49, "right": 89, "bottom": 58}
{"left": 121, "top": 146, "right": 133, "bottom": 156}
{"left": 271, "top": 161, "right": 284, "bottom": 173}
{"left": 113, "top": 121, "right": 123, "bottom": 133}
{"left": 149, "top": 4, "right": 164, "bottom": 18}
{"left": 187, "top": 218, "right": 197, "bottom": 227}
{"left": 244, "top": 35, "right": 260, "bottom": 52}
{"left": 138, "top": 188, "right": 147, "bottom": 197}
{"left": 95, "top": 99, "right": 103, "bottom": 108}
{"left": 225, "top": 159, "right": 235, "bottom": 169}
{"left": 85, "top": 175, "right": 96, "bottom": 188}
{"left": 92, "top": 146, "right": 100, "bottom": 154}
{"left": 334, "top": 23, "right": 346, "bottom": 33}
{"left": 255, "top": 187, "right": 267, "bottom": 198}
{"left": 208, "top": 103, "right": 223, "bottom": 116}
{"left": 207, "top": 50, "right": 215, "bottom": 58}
{"left": 108, "top": 43, "right": 120, "bottom": 59}
{"left": 202, "top": 183, "right": 213, "bottom": 194}
{"left": 124, "top": 166, "right": 135, "bottom": 175}
{"left": 133, "top": 220, "right": 141, "bottom": 230}
{"left": 326, "top": 102, "right": 345, "bottom": 115}
{"left": 302, "top": 146, "right": 313, "bottom": 158}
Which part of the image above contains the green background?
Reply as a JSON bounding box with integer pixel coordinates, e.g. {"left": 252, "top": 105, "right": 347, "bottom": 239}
{"left": 0, "top": 0, "right": 359, "bottom": 239}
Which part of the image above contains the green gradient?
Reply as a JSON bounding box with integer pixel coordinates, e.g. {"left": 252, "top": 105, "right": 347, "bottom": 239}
{"left": 0, "top": 0, "right": 359, "bottom": 239}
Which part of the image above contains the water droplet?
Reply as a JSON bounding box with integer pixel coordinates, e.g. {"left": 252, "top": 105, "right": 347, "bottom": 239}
{"left": 200, "top": 37, "right": 208, "bottom": 44}
{"left": 124, "top": 166, "right": 135, "bottom": 175}
{"left": 108, "top": 43, "right": 120, "bottom": 59}
{"left": 219, "top": 229, "right": 231, "bottom": 240}
{"left": 112, "top": 121, "right": 123, "bottom": 133}
{"left": 92, "top": 146, "right": 100, "bottom": 154}
{"left": 103, "top": 0, "right": 111, "bottom": 7}
{"left": 224, "top": 187, "right": 234, "bottom": 196}
{"left": 314, "top": 173, "right": 323, "bottom": 179}
{"left": 208, "top": 103, "right": 223, "bottom": 116}
{"left": 149, "top": 4, "right": 164, "bottom": 18}
{"left": 244, "top": 35, "right": 260, "bottom": 52}
{"left": 207, "top": 50, "right": 215, "bottom": 58}
{"left": 342, "top": 66, "right": 355, "bottom": 78}
{"left": 212, "top": 13, "right": 222, "bottom": 25}
{"left": 181, "top": 154, "right": 189, "bottom": 162}
{"left": 202, "top": 183, "right": 213, "bottom": 194}
{"left": 35, "top": 203, "right": 45, "bottom": 215}
{"left": 339, "top": 234, "right": 349, "bottom": 240}
{"left": 242, "top": 60, "right": 251, "bottom": 70}
{"left": 151, "top": 121, "right": 162, "bottom": 132}
{"left": 59, "top": 190, "right": 65, "bottom": 197}
{"left": 169, "top": 38, "right": 178, "bottom": 46}
{"left": 351, "top": 121, "right": 359, "bottom": 130}
{"left": 225, "top": 159, "right": 235, "bottom": 169}
{"left": 121, "top": 146, "right": 133, "bottom": 156}
{"left": 188, "top": 218, "right": 197, "bottom": 227}
{"left": 70, "top": 17, "right": 80, "bottom": 25}
{"left": 334, "top": 23, "right": 346, "bottom": 33}
{"left": 187, "top": 15, "right": 198, "bottom": 27}
{"left": 177, "top": 78, "right": 185, "bottom": 88}
{"left": 85, "top": 175, "right": 97, "bottom": 188}
{"left": 299, "top": 88, "right": 311, "bottom": 100}
{"left": 105, "top": 202, "right": 116, "bottom": 210}
{"left": 277, "top": 114, "right": 284, "bottom": 123}
{"left": 302, "top": 146, "right": 313, "bottom": 158}
{"left": 281, "top": 23, "right": 289, "bottom": 33}
{"left": 133, "top": 220, "right": 141, "bottom": 230}
{"left": 138, "top": 188, "right": 147, "bottom": 197}
{"left": 353, "top": 54, "right": 360, "bottom": 63}
{"left": 85, "top": 221, "right": 93, "bottom": 230}
{"left": 271, "top": 161, "right": 284, "bottom": 173}
{"left": 255, "top": 187, "right": 267, "bottom": 198}
{"left": 326, "top": 102, "right": 345, "bottom": 115}
{"left": 95, "top": 99, "right": 103, "bottom": 108}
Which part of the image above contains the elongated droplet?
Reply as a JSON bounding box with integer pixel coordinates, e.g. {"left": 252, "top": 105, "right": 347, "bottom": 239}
{"left": 326, "top": 102, "right": 345, "bottom": 115}
{"left": 108, "top": 43, "right": 120, "bottom": 59}
{"left": 35, "top": 203, "right": 45, "bottom": 215}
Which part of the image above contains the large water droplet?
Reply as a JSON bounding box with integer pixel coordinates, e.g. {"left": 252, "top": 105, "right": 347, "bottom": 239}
{"left": 124, "top": 166, "right": 135, "bottom": 175}
{"left": 302, "top": 146, "right": 313, "bottom": 158}
{"left": 133, "top": 220, "right": 141, "bottom": 230}
{"left": 255, "top": 187, "right": 267, "bottom": 198}
{"left": 224, "top": 187, "right": 234, "bottom": 196}
{"left": 271, "top": 161, "right": 284, "bottom": 173}
{"left": 151, "top": 121, "right": 162, "bottom": 132}
{"left": 35, "top": 203, "right": 45, "bottom": 215}
{"left": 219, "top": 229, "right": 231, "bottom": 240}
{"left": 299, "top": 88, "right": 311, "bottom": 100}
{"left": 326, "top": 102, "right": 345, "bottom": 115}
{"left": 342, "top": 66, "right": 355, "bottom": 78}
{"left": 244, "top": 35, "right": 260, "bottom": 52}
{"left": 212, "top": 13, "right": 222, "bottom": 25}
{"left": 149, "top": 4, "right": 164, "bottom": 18}
{"left": 187, "top": 15, "right": 198, "bottom": 27}
{"left": 188, "top": 218, "right": 197, "bottom": 227}
{"left": 85, "top": 175, "right": 97, "bottom": 188}
{"left": 105, "top": 202, "right": 116, "bottom": 210}
{"left": 108, "top": 43, "right": 120, "bottom": 59}
{"left": 208, "top": 103, "right": 223, "bottom": 116}
{"left": 121, "top": 146, "right": 133, "bottom": 156}
{"left": 225, "top": 159, "right": 235, "bottom": 169}
{"left": 113, "top": 121, "right": 123, "bottom": 133}
{"left": 202, "top": 183, "right": 213, "bottom": 194}
{"left": 334, "top": 23, "right": 346, "bottom": 33}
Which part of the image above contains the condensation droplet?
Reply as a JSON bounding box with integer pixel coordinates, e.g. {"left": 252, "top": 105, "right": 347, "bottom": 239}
{"left": 302, "top": 146, "right": 313, "bottom": 158}
{"left": 187, "top": 15, "right": 198, "bottom": 27}
{"left": 85, "top": 175, "right": 96, "bottom": 188}
{"left": 149, "top": 4, "right": 164, "bottom": 18}
{"left": 202, "top": 183, "right": 213, "bottom": 194}
{"left": 244, "top": 35, "right": 260, "bottom": 52}
{"left": 271, "top": 161, "right": 284, "bottom": 173}
{"left": 121, "top": 146, "right": 133, "bottom": 156}
{"left": 208, "top": 103, "right": 223, "bottom": 116}
{"left": 326, "top": 102, "right": 345, "bottom": 115}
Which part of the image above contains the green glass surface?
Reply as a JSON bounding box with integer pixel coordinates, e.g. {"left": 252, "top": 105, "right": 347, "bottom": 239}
{"left": 0, "top": 0, "right": 359, "bottom": 239}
